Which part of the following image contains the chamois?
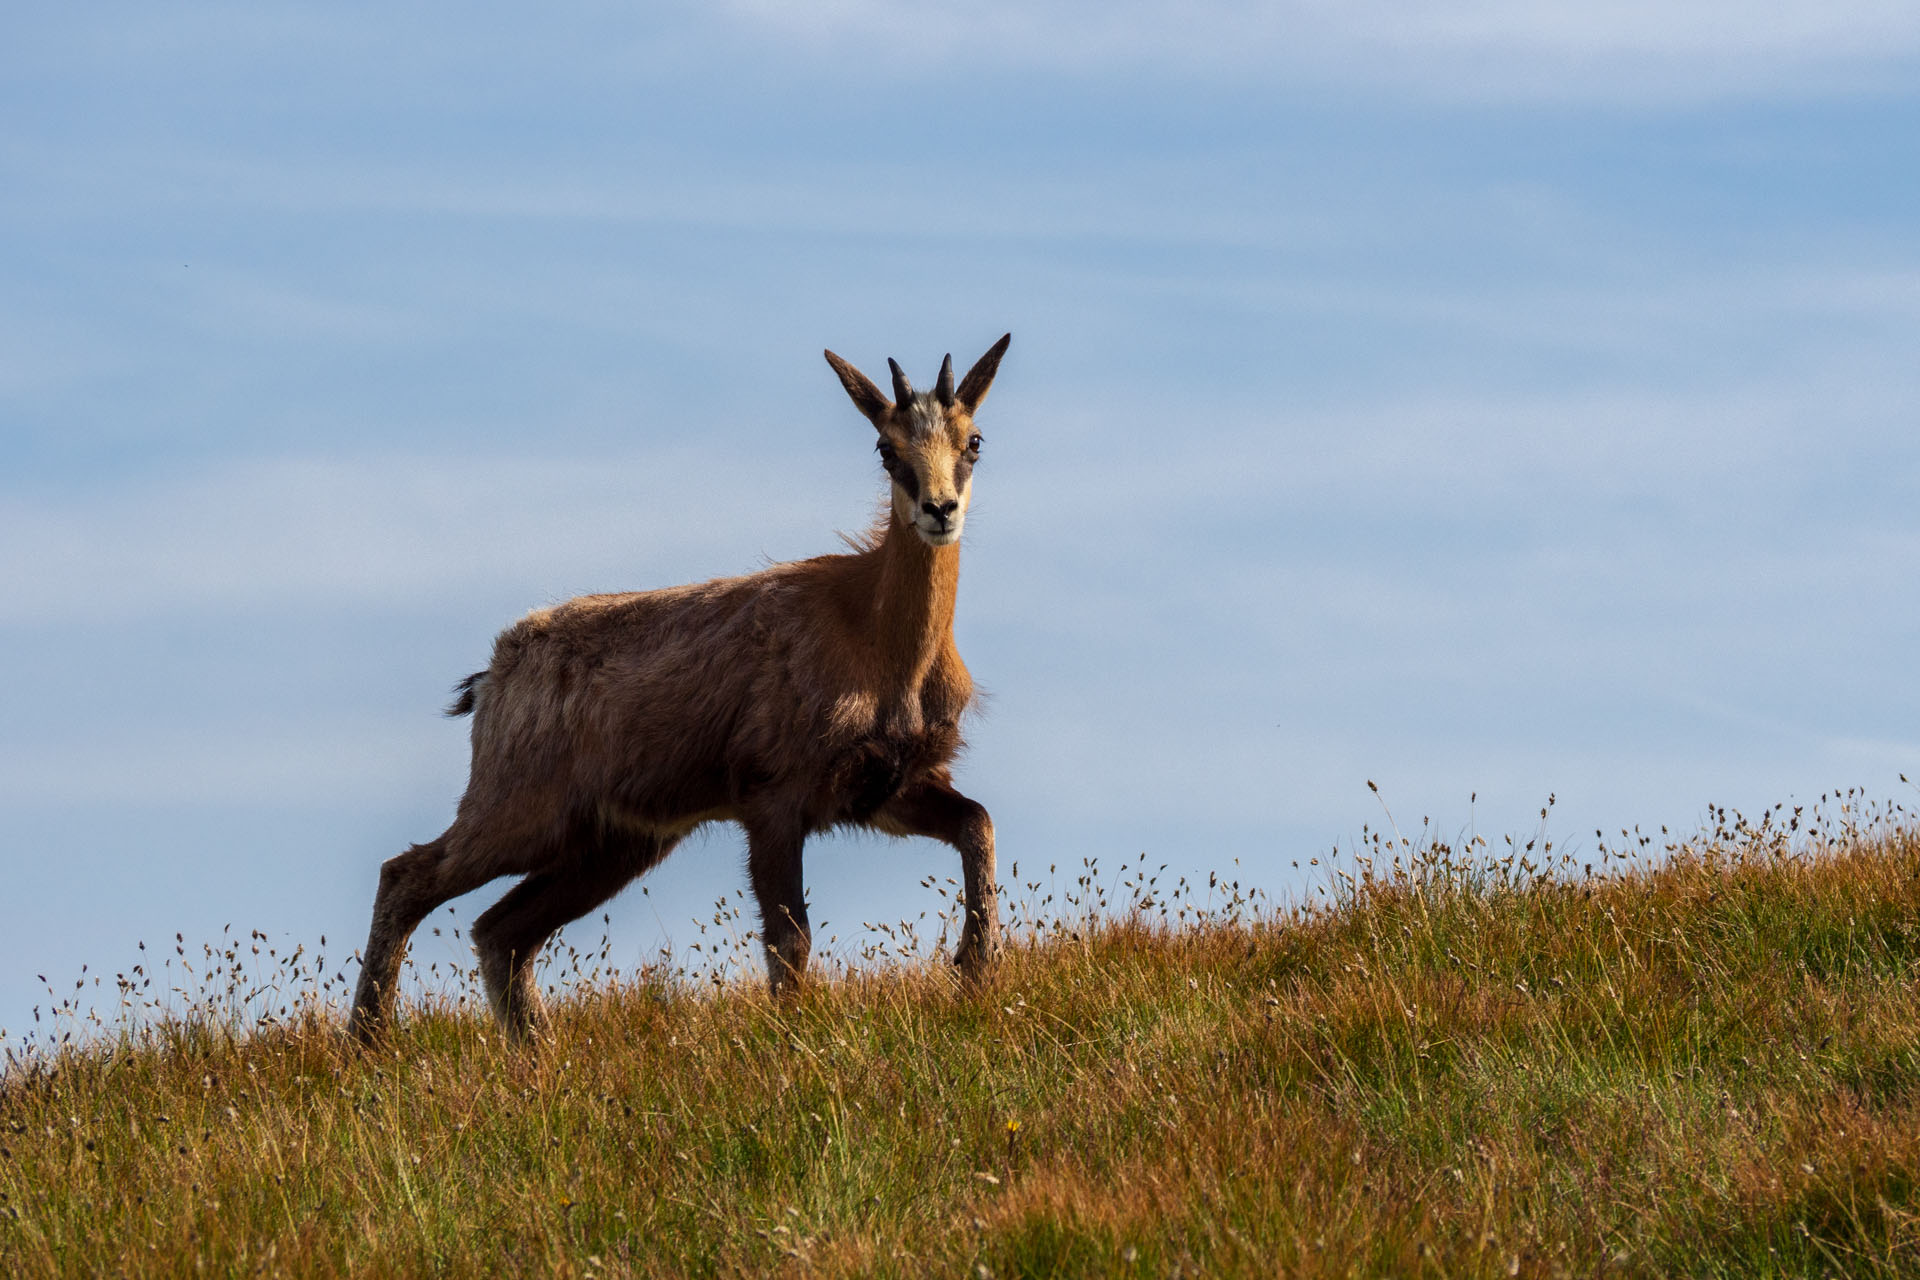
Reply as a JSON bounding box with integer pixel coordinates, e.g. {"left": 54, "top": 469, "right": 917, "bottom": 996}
{"left": 348, "top": 334, "right": 1011, "bottom": 1042}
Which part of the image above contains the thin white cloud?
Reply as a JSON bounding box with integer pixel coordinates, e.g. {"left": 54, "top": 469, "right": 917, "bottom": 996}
{"left": 0, "top": 450, "right": 856, "bottom": 625}
{"left": 6, "top": 324, "right": 1913, "bottom": 631}
{"left": 0, "top": 718, "right": 449, "bottom": 808}
{"left": 717, "top": 0, "right": 1920, "bottom": 100}
{"left": 999, "top": 370, "right": 1919, "bottom": 547}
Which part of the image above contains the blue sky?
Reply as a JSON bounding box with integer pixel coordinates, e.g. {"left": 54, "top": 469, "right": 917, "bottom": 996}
{"left": 4, "top": 3, "right": 1918, "bottom": 1044}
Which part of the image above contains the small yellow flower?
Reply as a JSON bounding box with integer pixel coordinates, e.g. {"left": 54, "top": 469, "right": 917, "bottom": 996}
{"left": 1005, "top": 1119, "right": 1021, "bottom": 1135}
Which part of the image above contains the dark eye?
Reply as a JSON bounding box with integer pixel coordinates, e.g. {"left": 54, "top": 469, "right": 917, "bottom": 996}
{"left": 876, "top": 441, "right": 897, "bottom": 463}
{"left": 967, "top": 434, "right": 983, "bottom": 454}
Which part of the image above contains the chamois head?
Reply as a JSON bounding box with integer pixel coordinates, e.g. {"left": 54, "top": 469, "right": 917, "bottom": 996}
{"left": 824, "top": 334, "right": 1011, "bottom": 548}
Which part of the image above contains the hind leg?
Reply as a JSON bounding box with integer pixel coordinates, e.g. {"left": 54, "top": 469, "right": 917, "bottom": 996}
{"left": 349, "top": 832, "right": 502, "bottom": 1043}
{"left": 471, "top": 831, "right": 671, "bottom": 1040}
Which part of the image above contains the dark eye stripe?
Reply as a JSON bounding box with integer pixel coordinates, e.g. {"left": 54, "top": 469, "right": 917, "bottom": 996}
{"left": 886, "top": 455, "right": 920, "bottom": 501}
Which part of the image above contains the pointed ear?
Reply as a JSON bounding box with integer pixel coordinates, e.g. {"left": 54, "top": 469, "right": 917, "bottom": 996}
{"left": 824, "top": 350, "right": 890, "bottom": 424}
{"left": 955, "top": 333, "right": 1011, "bottom": 414}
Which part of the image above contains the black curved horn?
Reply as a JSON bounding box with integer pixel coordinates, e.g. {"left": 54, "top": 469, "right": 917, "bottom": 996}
{"left": 935, "top": 354, "right": 955, "bottom": 406}
{"left": 887, "top": 358, "right": 914, "bottom": 407}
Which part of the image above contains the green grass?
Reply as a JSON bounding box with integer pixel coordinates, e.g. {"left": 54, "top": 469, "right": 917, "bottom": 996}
{"left": 5, "top": 794, "right": 1920, "bottom": 1277}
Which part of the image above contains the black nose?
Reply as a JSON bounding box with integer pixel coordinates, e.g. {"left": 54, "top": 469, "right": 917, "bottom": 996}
{"left": 922, "top": 499, "right": 958, "bottom": 526}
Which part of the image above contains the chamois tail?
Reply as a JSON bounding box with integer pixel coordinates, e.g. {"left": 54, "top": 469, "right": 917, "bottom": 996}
{"left": 446, "top": 671, "right": 487, "bottom": 717}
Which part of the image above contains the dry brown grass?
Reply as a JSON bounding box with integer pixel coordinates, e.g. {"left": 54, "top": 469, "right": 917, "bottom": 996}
{"left": 4, "top": 793, "right": 1919, "bottom": 1276}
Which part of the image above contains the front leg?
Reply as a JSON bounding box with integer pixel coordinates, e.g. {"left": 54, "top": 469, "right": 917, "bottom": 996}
{"left": 876, "top": 780, "right": 1001, "bottom": 978}
{"left": 744, "top": 821, "right": 811, "bottom": 998}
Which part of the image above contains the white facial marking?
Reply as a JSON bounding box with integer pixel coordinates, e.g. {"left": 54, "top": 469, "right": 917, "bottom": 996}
{"left": 885, "top": 401, "right": 974, "bottom": 547}
{"left": 919, "top": 518, "right": 962, "bottom": 547}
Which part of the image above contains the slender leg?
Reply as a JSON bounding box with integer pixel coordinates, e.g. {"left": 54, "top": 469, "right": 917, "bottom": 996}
{"left": 744, "top": 823, "right": 810, "bottom": 998}
{"left": 471, "top": 832, "right": 671, "bottom": 1040}
{"left": 349, "top": 832, "right": 501, "bottom": 1043}
{"left": 875, "top": 780, "right": 1001, "bottom": 978}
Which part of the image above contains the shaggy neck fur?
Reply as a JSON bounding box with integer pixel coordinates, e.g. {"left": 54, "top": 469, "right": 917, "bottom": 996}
{"left": 867, "top": 505, "right": 960, "bottom": 696}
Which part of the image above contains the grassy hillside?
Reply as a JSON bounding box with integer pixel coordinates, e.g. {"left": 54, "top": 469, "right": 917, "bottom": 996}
{"left": 4, "top": 795, "right": 1919, "bottom": 1277}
